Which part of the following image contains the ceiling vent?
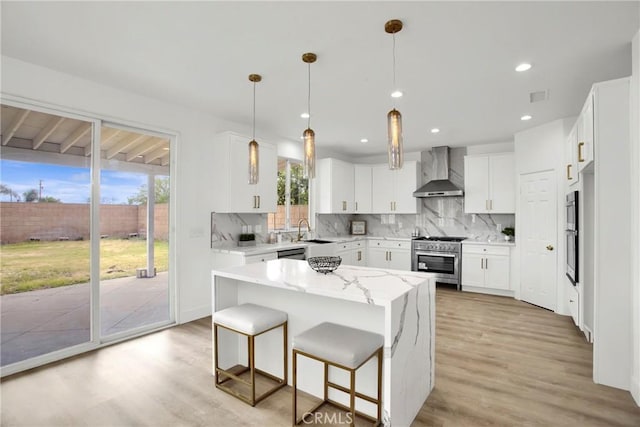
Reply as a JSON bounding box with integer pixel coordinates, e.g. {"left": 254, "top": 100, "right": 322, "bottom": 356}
{"left": 530, "top": 90, "right": 548, "bottom": 103}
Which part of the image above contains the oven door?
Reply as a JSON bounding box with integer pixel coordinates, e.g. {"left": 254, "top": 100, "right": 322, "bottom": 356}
{"left": 414, "top": 251, "right": 457, "bottom": 277}
{"left": 566, "top": 230, "right": 579, "bottom": 285}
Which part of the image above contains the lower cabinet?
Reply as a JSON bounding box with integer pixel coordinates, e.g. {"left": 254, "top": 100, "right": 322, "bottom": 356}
{"left": 244, "top": 252, "right": 278, "bottom": 264}
{"left": 367, "top": 240, "right": 411, "bottom": 271}
{"left": 336, "top": 240, "right": 367, "bottom": 266}
{"left": 461, "top": 244, "right": 510, "bottom": 291}
{"left": 567, "top": 282, "right": 580, "bottom": 328}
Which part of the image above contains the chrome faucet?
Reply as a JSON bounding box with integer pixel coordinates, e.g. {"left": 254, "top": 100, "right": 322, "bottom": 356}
{"left": 297, "top": 218, "right": 311, "bottom": 242}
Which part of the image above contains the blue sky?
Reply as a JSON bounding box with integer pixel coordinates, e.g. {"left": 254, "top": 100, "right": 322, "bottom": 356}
{"left": 0, "top": 160, "right": 147, "bottom": 204}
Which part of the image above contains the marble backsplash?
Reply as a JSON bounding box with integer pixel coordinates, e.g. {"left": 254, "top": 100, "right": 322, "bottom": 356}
{"left": 210, "top": 213, "right": 269, "bottom": 246}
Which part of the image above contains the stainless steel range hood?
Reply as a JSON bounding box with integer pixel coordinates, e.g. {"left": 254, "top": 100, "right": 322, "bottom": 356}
{"left": 413, "top": 146, "right": 464, "bottom": 198}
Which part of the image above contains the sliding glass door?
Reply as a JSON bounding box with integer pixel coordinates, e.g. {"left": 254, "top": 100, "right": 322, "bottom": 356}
{"left": 0, "top": 102, "right": 174, "bottom": 375}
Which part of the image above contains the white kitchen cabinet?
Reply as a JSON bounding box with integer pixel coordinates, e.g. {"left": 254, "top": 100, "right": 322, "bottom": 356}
{"left": 464, "top": 153, "right": 515, "bottom": 213}
{"left": 315, "top": 158, "right": 355, "bottom": 213}
{"left": 353, "top": 165, "right": 372, "bottom": 213}
{"left": 577, "top": 93, "right": 594, "bottom": 172}
{"left": 336, "top": 240, "right": 367, "bottom": 266}
{"left": 371, "top": 161, "right": 419, "bottom": 214}
{"left": 565, "top": 124, "right": 580, "bottom": 187}
{"left": 212, "top": 131, "right": 277, "bottom": 213}
{"left": 461, "top": 244, "right": 510, "bottom": 291}
{"left": 367, "top": 240, "right": 411, "bottom": 271}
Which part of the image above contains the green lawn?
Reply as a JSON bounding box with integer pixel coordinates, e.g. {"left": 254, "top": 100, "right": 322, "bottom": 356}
{"left": 0, "top": 239, "right": 169, "bottom": 295}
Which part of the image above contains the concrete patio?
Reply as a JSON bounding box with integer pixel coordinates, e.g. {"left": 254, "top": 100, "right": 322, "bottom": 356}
{"left": 0, "top": 272, "right": 169, "bottom": 366}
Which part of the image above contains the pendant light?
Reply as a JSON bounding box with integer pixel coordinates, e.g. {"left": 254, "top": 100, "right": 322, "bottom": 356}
{"left": 248, "top": 74, "right": 261, "bottom": 184}
{"left": 302, "top": 52, "right": 317, "bottom": 179}
{"left": 385, "top": 19, "right": 404, "bottom": 170}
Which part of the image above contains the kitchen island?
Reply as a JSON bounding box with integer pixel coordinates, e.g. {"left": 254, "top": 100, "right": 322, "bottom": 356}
{"left": 211, "top": 259, "right": 435, "bottom": 426}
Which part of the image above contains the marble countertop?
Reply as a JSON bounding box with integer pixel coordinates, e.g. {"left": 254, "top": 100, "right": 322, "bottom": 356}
{"left": 212, "top": 258, "right": 433, "bottom": 307}
{"left": 462, "top": 239, "right": 516, "bottom": 247}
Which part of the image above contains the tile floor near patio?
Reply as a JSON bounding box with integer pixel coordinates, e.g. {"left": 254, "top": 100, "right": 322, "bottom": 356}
{"left": 0, "top": 272, "right": 169, "bottom": 366}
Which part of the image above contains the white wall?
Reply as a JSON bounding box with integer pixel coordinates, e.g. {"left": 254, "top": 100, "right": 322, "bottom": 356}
{"left": 0, "top": 56, "right": 261, "bottom": 323}
{"left": 630, "top": 29, "right": 640, "bottom": 406}
{"left": 514, "top": 119, "right": 572, "bottom": 314}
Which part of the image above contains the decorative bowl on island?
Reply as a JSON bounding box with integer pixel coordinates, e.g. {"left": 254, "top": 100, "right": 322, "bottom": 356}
{"left": 307, "top": 256, "right": 342, "bottom": 274}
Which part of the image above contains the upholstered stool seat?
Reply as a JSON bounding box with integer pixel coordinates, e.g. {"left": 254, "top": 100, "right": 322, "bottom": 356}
{"left": 214, "top": 303, "right": 288, "bottom": 406}
{"left": 292, "top": 322, "right": 383, "bottom": 426}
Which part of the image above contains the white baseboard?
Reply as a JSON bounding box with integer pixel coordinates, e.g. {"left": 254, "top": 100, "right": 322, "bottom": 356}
{"left": 632, "top": 376, "right": 640, "bottom": 406}
{"left": 179, "top": 304, "right": 211, "bottom": 324}
{"left": 461, "top": 286, "right": 515, "bottom": 298}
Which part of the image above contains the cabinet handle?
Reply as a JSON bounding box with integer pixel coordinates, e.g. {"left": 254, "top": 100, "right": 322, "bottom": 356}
{"left": 489, "top": 200, "right": 493, "bottom": 210}
{"left": 390, "top": 201, "right": 393, "bottom": 211}
{"left": 480, "top": 258, "right": 484, "bottom": 269}
{"left": 253, "top": 196, "right": 257, "bottom": 208}
{"left": 343, "top": 201, "right": 346, "bottom": 211}
{"left": 394, "top": 201, "right": 397, "bottom": 211}
{"left": 355, "top": 202, "right": 358, "bottom": 211}
{"left": 257, "top": 195, "right": 261, "bottom": 209}
{"left": 578, "top": 142, "right": 585, "bottom": 162}
{"left": 567, "top": 164, "right": 573, "bottom": 180}
{"left": 357, "top": 251, "right": 361, "bottom": 261}
{"left": 485, "top": 200, "right": 489, "bottom": 211}
{"left": 485, "top": 258, "right": 488, "bottom": 269}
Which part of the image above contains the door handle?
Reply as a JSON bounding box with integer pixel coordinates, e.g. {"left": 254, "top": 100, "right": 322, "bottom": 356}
{"left": 578, "top": 142, "right": 585, "bottom": 162}
{"left": 546, "top": 245, "right": 554, "bottom": 251}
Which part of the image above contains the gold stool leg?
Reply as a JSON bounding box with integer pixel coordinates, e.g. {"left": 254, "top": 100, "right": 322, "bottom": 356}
{"left": 349, "top": 369, "right": 356, "bottom": 427}
{"left": 377, "top": 348, "right": 383, "bottom": 424}
{"left": 292, "top": 350, "right": 298, "bottom": 426}
{"left": 249, "top": 335, "right": 256, "bottom": 406}
{"left": 283, "top": 322, "right": 288, "bottom": 385}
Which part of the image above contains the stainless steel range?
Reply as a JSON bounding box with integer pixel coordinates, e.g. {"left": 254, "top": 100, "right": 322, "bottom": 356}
{"left": 411, "top": 236, "right": 466, "bottom": 290}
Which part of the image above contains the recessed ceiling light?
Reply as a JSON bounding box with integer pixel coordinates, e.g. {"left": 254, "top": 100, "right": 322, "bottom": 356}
{"left": 162, "top": 147, "right": 169, "bottom": 150}
{"left": 515, "top": 63, "right": 532, "bottom": 72}
{"left": 391, "top": 90, "right": 403, "bottom": 98}
{"left": 430, "top": 128, "right": 440, "bottom": 134}
{"left": 300, "top": 112, "right": 310, "bottom": 119}
{"left": 360, "top": 138, "right": 368, "bottom": 143}
{"left": 521, "top": 115, "right": 532, "bottom": 121}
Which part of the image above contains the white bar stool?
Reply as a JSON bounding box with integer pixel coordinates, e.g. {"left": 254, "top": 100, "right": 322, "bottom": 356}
{"left": 213, "top": 303, "right": 288, "bottom": 406}
{"left": 292, "top": 322, "right": 384, "bottom": 426}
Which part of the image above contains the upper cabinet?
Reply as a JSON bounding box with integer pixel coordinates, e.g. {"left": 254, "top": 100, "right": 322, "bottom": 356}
{"left": 371, "top": 161, "right": 419, "bottom": 214}
{"left": 566, "top": 124, "right": 580, "bottom": 186}
{"left": 577, "top": 93, "right": 594, "bottom": 172}
{"left": 212, "top": 132, "right": 277, "bottom": 213}
{"left": 353, "top": 165, "right": 372, "bottom": 214}
{"left": 464, "top": 153, "right": 515, "bottom": 214}
{"left": 315, "top": 158, "right": 355, "bottom": 213}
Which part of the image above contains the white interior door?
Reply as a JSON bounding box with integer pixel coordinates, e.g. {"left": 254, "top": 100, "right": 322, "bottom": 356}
{"left": 520, "top": 170, "right": 557, "bottom": 310}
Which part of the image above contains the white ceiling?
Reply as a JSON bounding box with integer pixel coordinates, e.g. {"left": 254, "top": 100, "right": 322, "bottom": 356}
{"left": 1, "top": 1, "right": 638, "bottom": 158}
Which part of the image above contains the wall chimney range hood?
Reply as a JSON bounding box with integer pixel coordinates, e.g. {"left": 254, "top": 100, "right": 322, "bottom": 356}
{"left": 413, "top": 146, "right": 464, "bottom": 198}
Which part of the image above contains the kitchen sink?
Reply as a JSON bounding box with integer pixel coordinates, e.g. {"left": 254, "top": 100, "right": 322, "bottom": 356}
{"left": 304, "top": 239, "right": 333, "bottom": 244}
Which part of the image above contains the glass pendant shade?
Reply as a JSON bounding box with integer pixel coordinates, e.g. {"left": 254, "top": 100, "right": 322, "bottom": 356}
{"left": 248, "top": 139, "right": 259, "bottom": 184}
{"left": 387, "top": 108, "right": 403, "bottom": 170}
{"left": 303, "top": 128, "right": 315, "bottom": 179}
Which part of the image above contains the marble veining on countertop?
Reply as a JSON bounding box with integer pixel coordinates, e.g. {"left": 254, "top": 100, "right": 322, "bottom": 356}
{"left": 212, "top": 259, "right": 434, "bottom": 307}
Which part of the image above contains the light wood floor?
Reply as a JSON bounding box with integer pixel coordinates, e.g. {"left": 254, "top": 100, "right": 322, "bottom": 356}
{"left": 1, "top": 289, "right": 639, "bottom": 426}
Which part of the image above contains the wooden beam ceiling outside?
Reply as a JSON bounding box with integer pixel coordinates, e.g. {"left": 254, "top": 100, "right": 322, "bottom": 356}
{"left": 33, "top": 116, "right": 65, "bottom": 150}
{"left": 145, "top": 146, "right": 169, "bottom": 164}
{"left": 2, "top": 109, "right": 31, "bottom": 146}
{"left": 60, "top": 122, "right": 91, "bottom": 153}
{"left": 125, "top": 137, "right": 165, "bottom": 161}
{"left": 106, "top": 134, "right": 148, "bottom": 159}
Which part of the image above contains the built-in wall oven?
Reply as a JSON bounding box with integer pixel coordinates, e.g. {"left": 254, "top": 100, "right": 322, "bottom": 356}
{"left": 411, "top": 237, "right": 465, "bottom": 290}
{"left": 566, "top": 191, "right": 579, "bottom": 285}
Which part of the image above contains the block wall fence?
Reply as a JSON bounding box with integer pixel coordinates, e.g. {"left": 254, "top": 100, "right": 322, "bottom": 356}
{"left": 0, "top": 202, "right": 168, "bottom": 244}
